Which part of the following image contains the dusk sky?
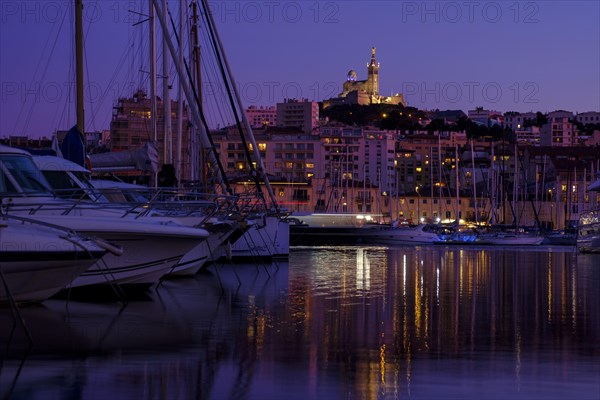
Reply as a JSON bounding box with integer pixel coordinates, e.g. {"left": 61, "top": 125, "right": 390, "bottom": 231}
{"left": 1, "top": 0, "right": 599, "bottom": 138}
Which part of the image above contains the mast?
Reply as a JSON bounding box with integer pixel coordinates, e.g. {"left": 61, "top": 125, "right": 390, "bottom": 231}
{"left": 149, "top": 1, "right": 157, "bottom": 143}
{"left": 455, "top": 145, "right": 459, "bottom": 224}
{"left": 162, "top": 0, "right": 172, "bottom": 165}
{"left": 176, "top": 0, "right": 184, "bottom": 184}
{"left": 490, "top": 141, "right": 496, "bottom": 224}
{"left": 190, "top": 0, "right": 201, "bottom": 183}
{"left": 201, "top": 0, "right": 279, "bottom": 211}
{"left": 471, "top": 140, "right": 478, "bottom": 224}
{"left": 75, "top": 0, "right": 84, "bottom": 135}
{"left": 429, "top": 146, "right": 434, "bottom": 222}
{"left": 151, "top": 0, "right": 228, "bottom": 193}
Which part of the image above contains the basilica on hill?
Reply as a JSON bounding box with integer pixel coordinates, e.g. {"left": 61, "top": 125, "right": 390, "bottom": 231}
{"left": 323, "top": 47, "right": 405, "bottom": 109}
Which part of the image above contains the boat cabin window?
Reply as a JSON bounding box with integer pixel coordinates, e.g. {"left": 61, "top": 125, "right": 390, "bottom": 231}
{"left": 42, "top": 170, "right": 90, "bottom": 200}
{"left": 0, "top": 155, "right": 52, "bottom": 195}
{"left": 0, "top": 168, "right": 17, "bottom": 193}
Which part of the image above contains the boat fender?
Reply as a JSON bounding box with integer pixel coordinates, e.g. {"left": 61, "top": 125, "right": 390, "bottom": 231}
{"left": 92, "top": 238, "right": 124, "bottom": 256}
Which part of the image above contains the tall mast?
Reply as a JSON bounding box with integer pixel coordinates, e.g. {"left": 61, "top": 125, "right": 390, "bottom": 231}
{"left": 149, "top": 1, "right": 157, "bottom": 143}
{"left": 455, "top": 145, "right": 459, "bottom": 224}
{"left": 176, "top": 0, "right": 184, "bottom": 184}
{"left": 75, "top": 0, "right": 84, "bottom": 134}
{"left": 471, "top": 140, "right": 478, "bottom": 224}
{"left": 190, "top": 0, "right": 202, "bottom": 183}
{"left": 201, "top": 0, "right": 279, "bottom": 211}
{"left": 162, "top": 0, "right": 172, "bottom": 164}
{"left": 491, "top": 142, "right": 496, "bottom": 224}
{"left": 151, "top": 0, "right": 228, "bottom": 193}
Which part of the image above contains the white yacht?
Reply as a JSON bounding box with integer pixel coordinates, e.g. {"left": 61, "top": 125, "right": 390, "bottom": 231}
{"left": 577, "top": 175, "right": 600, "bottom": 253}
{"left": 33, "top": 155, "right": 243, "bottom": 275}
{"left": 0, "top": 215, "right": 108, "bottom": 302}
{"left": 364, "top": 223, "right": 443, "bottom": 245}
{"left": 0, "top": 145, "right": 209, "bottom": 288}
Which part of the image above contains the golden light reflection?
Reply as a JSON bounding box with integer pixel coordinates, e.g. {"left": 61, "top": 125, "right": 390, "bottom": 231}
{"left": 380, "top": 343, "right": 386, "bottom": 385}
{"left": 282, "top": 247, "right": 592, "bottom": 399}
{"left": 548, "top": 259, "right": 553, "bottom": 323}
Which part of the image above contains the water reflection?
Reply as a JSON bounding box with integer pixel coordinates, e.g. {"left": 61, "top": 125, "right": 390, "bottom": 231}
{"left": 1, "top": 248, "right": 598, "bottom": 399}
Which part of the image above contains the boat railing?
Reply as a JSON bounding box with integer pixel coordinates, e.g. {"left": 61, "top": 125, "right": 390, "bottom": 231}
{"left": 0, "top": 188, "right": 234, "bottom": 224}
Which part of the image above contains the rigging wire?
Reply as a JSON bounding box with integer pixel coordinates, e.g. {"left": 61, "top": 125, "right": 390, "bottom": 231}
{"left": 16, "top": 6, "right": 68, "bottom": 136}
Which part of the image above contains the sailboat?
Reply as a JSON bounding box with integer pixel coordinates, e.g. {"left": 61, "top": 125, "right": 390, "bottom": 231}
{"left": 149, "top": 0, "right": 290, "bottom": 261}
{"left": 1, "top": 1, "right": 216, "bottom": 289}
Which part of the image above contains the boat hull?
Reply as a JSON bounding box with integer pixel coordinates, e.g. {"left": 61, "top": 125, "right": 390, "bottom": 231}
{"left": 577, "top": 215, "right": 600, "bottom": 253}
{"left": 18, "top": 215, "right": 208, "bottom": 287}
{"left": 1, "top": 222, "right": 105, "bottom": 303}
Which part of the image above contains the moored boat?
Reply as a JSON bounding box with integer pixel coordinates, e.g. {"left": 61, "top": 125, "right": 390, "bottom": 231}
{"left": 0, "top": 215, "right": 108, "bottom": 303}
{"left": 364, "top": 223, "right": 443, "bottom": 245}
{"left": 577, "top": 174, "right": 600, "bottom": 253}
{"left": 1, "top": 145, "right": 209, "bottom": 288}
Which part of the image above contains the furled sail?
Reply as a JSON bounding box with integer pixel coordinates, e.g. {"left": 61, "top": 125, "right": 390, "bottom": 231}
{"left": 89, "top": 142, "right": 159, "bottom": 173}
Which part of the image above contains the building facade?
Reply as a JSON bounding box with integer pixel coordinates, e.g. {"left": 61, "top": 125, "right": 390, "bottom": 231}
{"left": 109, "top": 90, "right": 193, "bottom": 181}
{"left": 276, "top": 99, "right": 319, "bottom": 135}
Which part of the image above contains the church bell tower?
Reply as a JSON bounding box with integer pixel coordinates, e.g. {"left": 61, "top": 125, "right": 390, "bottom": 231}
{"left": 367, "top": 47, "right": 379, "bottom": 97}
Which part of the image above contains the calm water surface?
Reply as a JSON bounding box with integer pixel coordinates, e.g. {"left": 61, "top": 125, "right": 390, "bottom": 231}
{"left": 1, "top": 246, "right": 599, "bottom": 400}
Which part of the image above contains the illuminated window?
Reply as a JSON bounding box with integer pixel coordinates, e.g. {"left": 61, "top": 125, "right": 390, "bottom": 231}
{"left": 306, "top": 163, "right": 314, "bottom": 169}
{"left": 258, "top": 143, "right": 267, "bottom": 151}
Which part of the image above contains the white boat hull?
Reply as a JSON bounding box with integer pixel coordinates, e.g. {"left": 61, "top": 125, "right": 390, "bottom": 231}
{"left": 230, "top": 216, "right": 289, "bottom": 260}
{"left": 364, "top": 224, "right": 442, "bottom": 245}
{"left": 0, "top": 221, "right": 105, "bottom": 302}
{"left": 18, "top": 215, "right": 208, "bottom": 287}
{"left": 486, "top": 234, "right": 544, "bottom": 246}
{"left": 577, "top": 214, "right": 600, "bottom": 253}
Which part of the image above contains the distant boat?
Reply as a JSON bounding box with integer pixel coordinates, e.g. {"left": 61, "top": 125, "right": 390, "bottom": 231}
{"left": 479, "top": 226, "right": 544, "bottom": 246}
{"left": 577, "top": 174, "right": 600, "bottom": 253}
{"left": 543, "top": 229, "right": 577, "bottom": 246}
{"left": 364, "top": 223, "right": 443, "bottom": 245}
{"left": 289, "top": 213, "right": 380, "bottom": 246}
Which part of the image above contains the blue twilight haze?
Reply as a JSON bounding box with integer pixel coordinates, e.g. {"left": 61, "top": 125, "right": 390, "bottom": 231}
{"left": 0, "top": 0, "right": 598, "bottom": 137}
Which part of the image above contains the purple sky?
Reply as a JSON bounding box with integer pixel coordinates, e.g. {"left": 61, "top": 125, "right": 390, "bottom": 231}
{"left": 1, "top": 1, "right": 599, "bottom": 138}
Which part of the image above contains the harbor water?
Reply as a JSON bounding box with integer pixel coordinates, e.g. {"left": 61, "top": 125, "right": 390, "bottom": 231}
{"left": 1, "top": 245, "right": 599, "bottom": 400}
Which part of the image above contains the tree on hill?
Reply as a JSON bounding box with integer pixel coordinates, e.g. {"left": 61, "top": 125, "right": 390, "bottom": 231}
{"left": 320, "top": 103, "right": 425, "bottom": 131}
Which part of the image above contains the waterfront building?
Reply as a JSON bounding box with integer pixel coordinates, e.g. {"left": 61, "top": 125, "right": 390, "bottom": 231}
{"left": 109, "top": 90, "right": 193, "bottom": 180}
{"left": 210, "top": 126, "right": 322, "bottom": 212}
{"left": 523, "top": 146, "right": 600, "bottom": 229}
